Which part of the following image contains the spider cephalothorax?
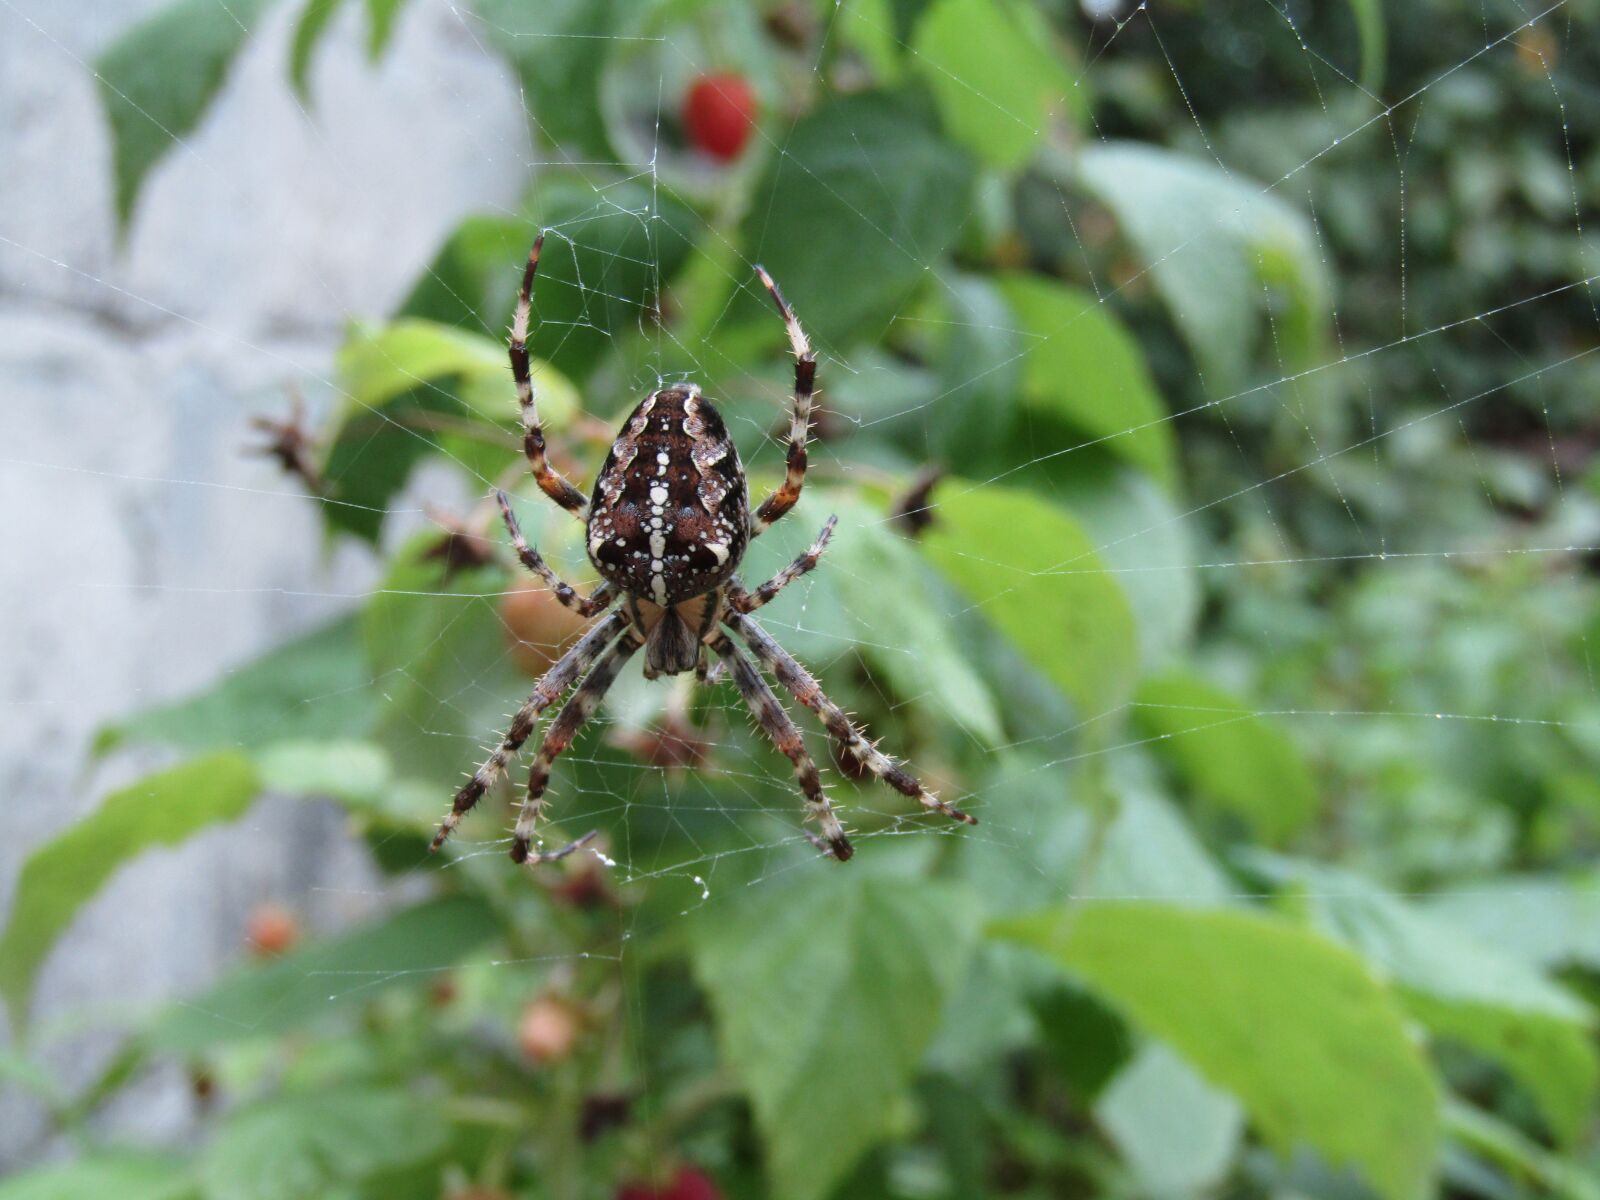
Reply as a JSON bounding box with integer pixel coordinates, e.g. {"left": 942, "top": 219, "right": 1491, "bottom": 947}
{"left": 430, "top": 235, "right": 975, "bottom": 866}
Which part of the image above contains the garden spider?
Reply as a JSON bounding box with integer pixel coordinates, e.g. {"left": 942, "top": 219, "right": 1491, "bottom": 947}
{"left": 431, "top": 236, "right": 976, "bottom": 864}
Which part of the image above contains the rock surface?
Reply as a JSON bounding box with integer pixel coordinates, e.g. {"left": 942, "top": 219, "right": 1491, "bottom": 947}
{"left": 0, "top": 0, "right": 528, "bottom": 1166}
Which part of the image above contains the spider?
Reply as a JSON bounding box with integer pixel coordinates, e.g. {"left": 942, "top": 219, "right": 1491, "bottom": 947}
{"left": 430, "top": 235, "right": 976, "bottom": 865}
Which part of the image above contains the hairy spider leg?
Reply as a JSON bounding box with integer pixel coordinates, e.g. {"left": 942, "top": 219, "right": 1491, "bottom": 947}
{"left": 751, "top": 266, "right": 816, "bottom": 536}
{"left": 496, "top": 490, "right": 613, "bottom": 616}
{"left": 432, "top": 611, "right": 627, "bottom": 851}
{"left": 729, "top": 515, "right": 837, "bottom": 613}
{"left": 725, "top": 611, "right": 975, "bottom": 826}
{"left": 512, "top": 629, "right": 645, "bottom": 863}
{"left": 710, "top": 633, "right": 853, "bottom": 860}
{"left": 512, "top": 235, "right": 590, "bottom": 521}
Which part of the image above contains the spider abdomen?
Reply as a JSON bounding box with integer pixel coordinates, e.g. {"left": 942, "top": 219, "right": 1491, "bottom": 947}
{"left": 586, "top": 385, "right": 749, "bottom": 607}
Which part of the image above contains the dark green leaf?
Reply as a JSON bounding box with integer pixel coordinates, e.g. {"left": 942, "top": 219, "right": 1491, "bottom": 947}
{"left": 740, "top": 93, "right": 975, "bottom": 347}
{"left": 198, "top": 1087, "right": 447, "bottom": 1200}
{"left": 693, "top": 871, "right": 981, "bottom": 1200}
{"left": 921, "top": 483, "right": 1138, "bottom": 722}
{"left": 1133, "top": 672, "right": 1318, "bottom": 842}
{"left": 149, "top": 895, "right": 497, "bottom": 1053}
{"left": 472, "top": 0, "right": 618, "bottom": 159}
{"left": 911, "top": 0, "right": 1083, "bottom": 169}
{"left": 996, "top": 903, "right": 1440, "bottom": 1200}
{"left": 96, "top": 615, "right": 373, "bottom": 756}
{"left": 95, "top": 0, "right": 273, "bottom": 227}
{"left": 0, "top": 754, "right": 260, "bottom": 1031}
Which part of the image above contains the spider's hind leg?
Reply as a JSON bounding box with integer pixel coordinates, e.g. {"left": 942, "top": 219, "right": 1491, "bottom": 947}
{"left": 512, "top": 630, "right": 643, "bottom": 863}
{"left": 726, "top": 612, "right": 975, "bottom": 827}
{"left": 432, "top": 611, "right": 628, "bottom": 851}
{"left": 711, "top": 633, "right": 852, "bottom": 861}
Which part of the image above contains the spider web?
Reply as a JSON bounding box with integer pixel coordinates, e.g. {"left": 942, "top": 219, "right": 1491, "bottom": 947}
{"left": 2, "top": 0, "right": 1599, "bottom": 1180}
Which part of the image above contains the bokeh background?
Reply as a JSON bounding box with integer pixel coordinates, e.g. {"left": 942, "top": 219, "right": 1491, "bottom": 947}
{"left": 4, "top": 1, "right": 1600, "bottom": 1198}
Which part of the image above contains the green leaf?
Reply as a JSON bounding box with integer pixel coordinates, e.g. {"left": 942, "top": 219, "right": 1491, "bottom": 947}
{"left": 364, "top": 0, "right": 406, "bottom": 58}
{"left": 473, "top": 0, "right": 619, "bottom": 159}
{"left": 822, "top": 496, "right": 1002, "bottom": 745}
{"left": 254, "top": 739, "right": 390, "bottom": 806}
{"left": 995, "top": 272, "right": 1176, "bottom": 487}
{"left": 740, "top": 93, "right": 975, "bottom": 347}
{"left": 0, "top": 1154, "right": 197, "bottom": 1200}
{"left": 95, "top": 615, "right": 373, "bottom": 756}
{"left": 1349, "top": 0, "right": 1386, "bottom": 94}
{"left": 1252, "top": 855, "right": 1597, "bottom": 1146}
{"left": 360, "top": 543, "right": 525, "bottom": 785}
{"left": 1132, "top": 672, "right": 1318, "bottom": 842}
{"left": 1044, "top": 465, "right": 1196, "bottom": 670}
{"left": 289, "top": 0, "right": 345, "bottom": 101}
{"left": 911, "top": 0, "right": 1083, "bottom": 170}
{"left": 1073, "top": 142, "right": 1328, "bottom": 396}
{"left": 150, "top": 895, "right": 497, "bottom": 1053}
{"left": 921, "top": 483, "right": 1138, "bottom": 722}
{"left": 1422, "top": 872, "right": 1600, "bottom": 972}
{"left": 95, "top": 0, "right": 273, "bottom": 227}
{"left": 198, "top": 1087, "right": 447, "bottom": 1200}
{"left": 339, "top": 319, "right": 574, "bottom": 420}
{"left": 1444, "top": 1100, "right": 1600, "bottom": 1200}
{"left": 924, "top": 273, "right": 1024, "bottom": 471}
{"left": 693, "top": 872, "right": 981, "bottom": 1200}
{"left": 324, "top": 318, "right": 576, "bottom": 541}
{"left": 1094, "top": 1043, "right": 1243, "bottom": 1196}
{"left": 996, "top": 903, "right": 1440, "bottom": 1200}
{"left": 0, "top": 754, "right": 260, "bottom": 1032}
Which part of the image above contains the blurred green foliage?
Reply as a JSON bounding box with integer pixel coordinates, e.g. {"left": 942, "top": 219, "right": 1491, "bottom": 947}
{"left": 8, "top": 0, "right": 1600, "bottom": 1198}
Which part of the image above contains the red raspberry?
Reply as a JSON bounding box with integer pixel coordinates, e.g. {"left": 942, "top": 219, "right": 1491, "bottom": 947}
{"left": 683, "top": 74, "right": 756, "bottom": 162}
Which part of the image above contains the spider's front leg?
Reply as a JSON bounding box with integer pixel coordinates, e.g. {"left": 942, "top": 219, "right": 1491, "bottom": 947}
{"left": 511, "top": 235, "right": 589, "bottom": 522}
{"left": 726, "top": 612, "right": 975, "bottom": 827}
{"left": 432, "top": 611, "right": 627, "bottom": 851}
{"left": 512, "top": 630, "right": 643, "bottom": 863}
{"left": 751, "top": 266, "right": 816, "bottom": 537}
{"left": 496, "top": 490, "right": 612, "bottom": 616}
{"left": 710, "top": 633, "right": 852, "bottom": 860}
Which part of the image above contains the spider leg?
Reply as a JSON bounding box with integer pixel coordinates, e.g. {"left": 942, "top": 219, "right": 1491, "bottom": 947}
{"left": 496, "top": 490, "right": 612, "bottom": 616}
{"left": 710, "top": 633, "right": 852, "bottom": 861}
{"left": 431, "top": 611, "right": 627, "bottom": 851}
{"left": 512, "top": 629, "right": 644, "bottom": 863}
{"left": 750, "top": 266, "right": 815, "bottom": 537}
{"left": 512, "top": 235, "right": 590, "bottom": 522}
{"left": 729, "top": 515, "right": 836, "bottom": 614}
{"left": 725, "top": 612, "right": 975, "bottom": 826}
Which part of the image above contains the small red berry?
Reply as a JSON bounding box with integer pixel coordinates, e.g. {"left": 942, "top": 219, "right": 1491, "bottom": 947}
{"left": 245, "top": 904, "right": 300, "bottom": 957}
{"left": 683, "top": 74, "right": 756, "bottom": 162}
{"left": 517, "top": 994, "right": 582, "bottom": 1065}
{"left": 616, "top": 1166, "right": 722, "bottom": 1200}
